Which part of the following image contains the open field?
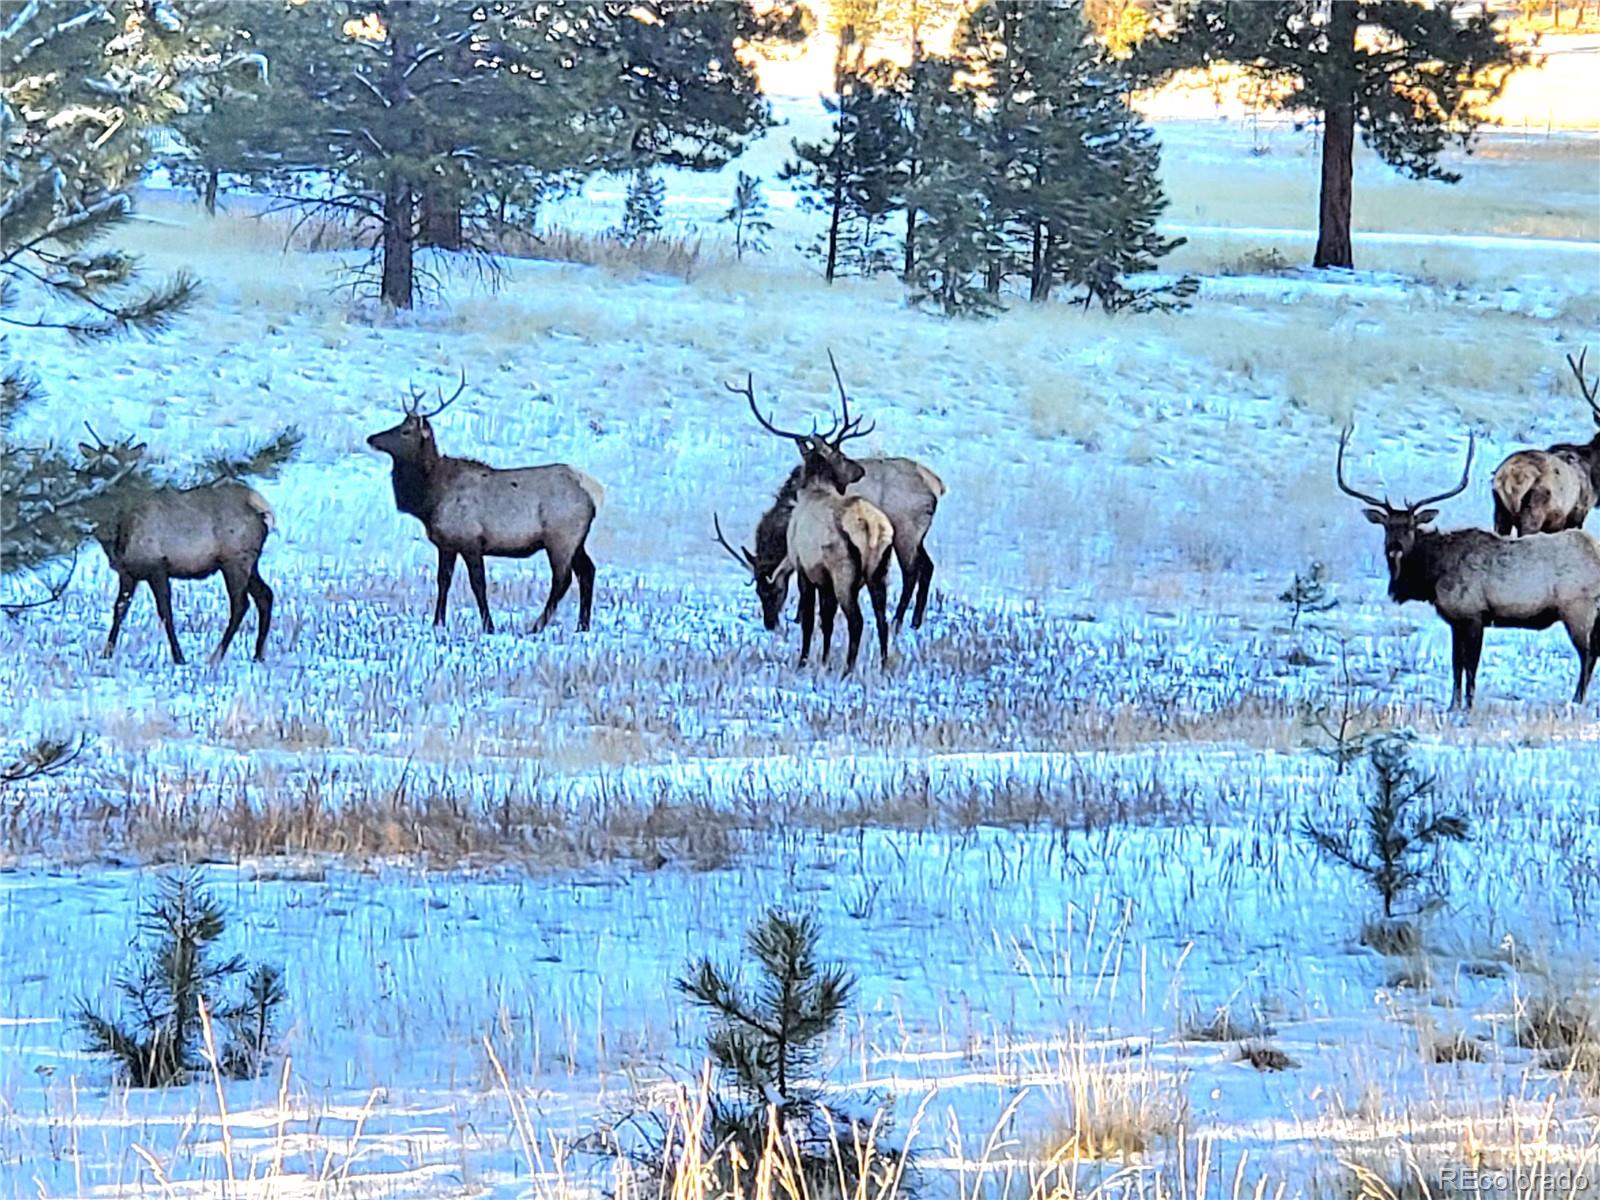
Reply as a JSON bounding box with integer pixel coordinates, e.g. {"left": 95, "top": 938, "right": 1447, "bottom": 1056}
{"left": 3, "top": 114, "right": 1599, "bottom": 1198}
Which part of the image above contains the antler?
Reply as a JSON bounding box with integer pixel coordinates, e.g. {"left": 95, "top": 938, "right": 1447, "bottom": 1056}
{"left": 825, "top": 348, "right": 875, "bottom": 446}
{"left": 1335, "top": 426, "right": 1392, "bottom": 511}
{"left": 727, "top": 372, "right": 810, "bottom": 444}
{"left": 1409, "top": 433, "right": 1475, "bottom": 512}
{"left": 712, "top": 513, "right": 757, "bottom": 574}
{"left": 1567, "top": 347, "right": 1599, "bottom": 422}
{"left": 402, "top": 381, "right": 428, "bottom": 415}
{"left": 424, "top": 368, "right": 467, "bottom": 418}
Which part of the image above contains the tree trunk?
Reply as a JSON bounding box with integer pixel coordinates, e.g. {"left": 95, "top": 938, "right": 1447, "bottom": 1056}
{"left": 903, "top": 204, "right": 917, "bottom": 283}
{"left": 984, "top": 257, "right": 1003, "bottom": 295}
{"left": 382, "top": 177, "right": 415, "bottom": 309}
{"left": 825, "top": 174, "right": 843, "bottom": 285}
{"left": 1313, "top": 0, "right": 1358, "bottom": 270}
{"left": 202, "top": 168, "right": 219, "bottom": 217}
{"left": 1029, "top": 220, "right": 1048, "bottom": 302}
{"left": 420, "top": 188, "right": 463, "bottom": 250}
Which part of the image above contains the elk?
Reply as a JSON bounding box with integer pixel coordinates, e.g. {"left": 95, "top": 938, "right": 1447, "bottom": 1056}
{"left": 715, "top": 353, "right": 944, "bottom": 632}
{"left": 1490, "top": 348, "right": 1600, "bottom": 536}
{"left": 92, "top": 459, "right": 277, "bottom": 666}
{"left": 366, "top": 374, "right": 604, "bottom": 635}
{"left": 1337, "top": 427, "right": 1600, "bottom": 709}
{"left": 716, "top": 371, "right": 893, "bottom": 674}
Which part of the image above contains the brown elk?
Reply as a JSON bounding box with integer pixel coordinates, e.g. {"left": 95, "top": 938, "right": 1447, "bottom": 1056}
{"left": 716, "top": 372, "right": 893, "bottom": 674}
{"left": 716, "top": 353, "right": 945, "bottom": 632}
{"left": 1337, "top": 428, "right": 1600, "bottom": 709}
{"left": 366, "top": 374, "right": 604, "bottom": 634}
{"left": 94, "top": 468, "right": 277, "bottom": 666}
{"left": 1490, "top": 348, "right": 1600, "bottom": 536}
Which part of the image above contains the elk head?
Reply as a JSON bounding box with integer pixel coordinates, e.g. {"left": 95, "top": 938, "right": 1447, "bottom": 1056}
{"left": 728, "top": 352, "right": 875, "bottom": 496}
{"left": 1569, "top": 347, "right": 1599, "bottom": 430}
{"left": 713, "top": 512, "right": 788, "bottom": 630}
{"left": 1337, "top": 427, "right": 1474, "bottom": 594}
{"left": 366, "top": 370, "right": 467, "bottom": 463}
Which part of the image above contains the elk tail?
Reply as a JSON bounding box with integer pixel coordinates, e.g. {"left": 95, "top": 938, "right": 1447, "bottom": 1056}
{"left": 245, "top": 489, "right": 277, "bottom": 532}
{"left": 913, "top": 463, "right": 947, "bottom": 500}
{"left": 572, "top": 469, "right": 606, "bottom": 512}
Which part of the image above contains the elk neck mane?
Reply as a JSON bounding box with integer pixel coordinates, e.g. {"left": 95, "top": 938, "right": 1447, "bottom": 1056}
{"left": 754, "top": 466, "right": 803, "bottom": 573}
{"left": 1393, "top": 527, "right": 1497, "bottom": 605}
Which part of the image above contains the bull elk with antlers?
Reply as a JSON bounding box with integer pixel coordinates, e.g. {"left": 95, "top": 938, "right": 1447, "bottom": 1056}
{"left": 716, "top": 371, "right": 893, "bottom": 674}
{"left": 86, "top": 429, "right": 277, "bottom": 665}
{"left": 716, "top": 353, "right": 944, "bottom": 632}
{"left": 367, "top": 373, "right": 604, "bottom": 634}
{"left": 1491, "top": 348, "right": 1600, "bottom": 536}
{"left": 1337, "top": 428, "right": 1600, "bottom": 709}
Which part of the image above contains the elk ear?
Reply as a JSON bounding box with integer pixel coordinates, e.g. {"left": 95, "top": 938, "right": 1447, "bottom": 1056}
{"left": 78, "top": 442, "right": 95, "bottom": 458}
{"left": 1362, "top": 509, "right": 1386, "bottom": 524}
{"left": 1414, "top": 508, "right": 1440, "bottom": 526}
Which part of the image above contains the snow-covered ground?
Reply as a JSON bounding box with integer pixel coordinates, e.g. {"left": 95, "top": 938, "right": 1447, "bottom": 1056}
{"left": 2, "top": 117, "right": 1599, "bottom": 1197}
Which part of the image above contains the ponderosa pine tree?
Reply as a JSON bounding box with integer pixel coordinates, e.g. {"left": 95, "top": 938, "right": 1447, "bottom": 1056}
{"left": 721, "top": 172, "right": 773, "bottom": 260}
{"left": 221, "top": 1, "right": 804, "bottom": 308}
{"left": 954, "top": 0, "right": 1187, "bottom": 308}
{"left": 2, "top": 1, "right": 204, "bottom": 606}
{"left": 1132, "top": 2, "right": 1527, "bottom": 269}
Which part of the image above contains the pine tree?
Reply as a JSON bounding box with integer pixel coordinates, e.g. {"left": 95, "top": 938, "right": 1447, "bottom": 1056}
{"left": 75, "top": 871, "right": 287, "bottom": 1086}
{"left": 782, "top": 67, "right": 909, "bottom": 283}
{"left": 2, "top": 1, "right": 214, "bottom": 608}
{"left": 618, "top": 167, "right": 666, "bottom": 245}
{"left": 673, "top": 910, "right": 896, "bottom": 1193}
{"left": 906, "top": 58, "right": 1005, "bottom": 317}
{"left": 1132, "top": 2, "right": 1527, "bottom": 269}
{"left": 219, "top": 2, "right": 803, "bottom": 308}
{"left": 721, "top": 172, "right": 774, "bottom": 261}
{"left": 1300, "top": 738, "right": 1470, "bottom": 919}
{"left": 954, "top": 0, "right": 1189, "bottom": 310}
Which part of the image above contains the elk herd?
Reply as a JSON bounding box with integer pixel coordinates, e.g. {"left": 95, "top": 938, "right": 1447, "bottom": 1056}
{"left": 80, "top": 346, "right": 1600, "bottom": 710}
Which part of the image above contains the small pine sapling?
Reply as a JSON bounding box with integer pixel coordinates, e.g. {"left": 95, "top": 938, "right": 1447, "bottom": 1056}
{"left": 721, "top": 172, "right": 773, "bottom": 261}
{"left": 618, "top": 167, "right": 666, "bottom": 245}
{"left": 672, "top": 909, "right": 903, "bottom": 1194}
{"left": 1300, "top": 635, "right": 1381, "bottom": 774}
{"left": 1279, "top": 561, "right": 1337, "bottom": 631}
{"left": 1300, "top": 738, "right": 1470, "bottom": 920}
{"left": 74, "top": 871, "right": 286, "bottom": 1086}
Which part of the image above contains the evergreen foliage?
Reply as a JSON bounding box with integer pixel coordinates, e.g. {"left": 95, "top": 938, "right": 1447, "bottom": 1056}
{"left": 782, "top": 67, "right": 909, "bottom": 283}
{"left": 1300, "top": 738, "right": 1470, "bottom": 918}
{"left": 669, "top": 910, "right": 902, "bottom": 1194}
{"left": 1132, "top": 2, "right": 1527, "bottom": 268}
{"left": 74, "top": 871, "right": 286, "bottom": 1087}
{"left": 618, "top": 167, "right": 666, "bottom": 245}
{"left": 1279, "top": 560, "right": 1337, "bottom": 630}
{"left": 953, "top": 0, "right": 1191, "bottom": 311}
{"left": 721, "top": 171, "right": 773, "bottom": 261}
{"left": 214, "top": 2, "right": 805, "bottom": 308}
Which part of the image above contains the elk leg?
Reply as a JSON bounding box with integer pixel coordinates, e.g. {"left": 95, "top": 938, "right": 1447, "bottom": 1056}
{"left": 796, "top": 576, "right": 816, "bottom": 666}
{"left": 572, "top": 543, "right": 596, "bottom": 632}
{"left": 1451, "top": 620, "right": 1484, "bottom": 710}
{"left": 248, "top": 571, "right": 274, "bottom": 662}
{"left": 103, "top": 573, "right": 137, "bottom": 658}
{"left": 532, "top": 551, "right": 573, "bottom": 635}
{"left": 817, "top": 578, "right": 838, "bottom": 664}
{"left": 911, "top": 544, "right": 935, "bottom": 630}
{"left": 868, "top": 554, "right": 891, "bottom": 669}
{"left": 890, "top": 537, "right": 917, "bottom": 629}
{"left": 210, "top": 562, "right": 252, "bottom": 665}
{"left": 465, "top": 553, "right": 495, "bottom": 634}
{"left": 150, "top": 572, "right": 186, "bottom": 665}
{"left": 434, "top": 548, "right": 458, "bottom": 626}
{"left": 841, "top": 591, "right": 865, "bottom": 676}
{"left": 1565, "top": 608, "right": 1597, "bottom": 704}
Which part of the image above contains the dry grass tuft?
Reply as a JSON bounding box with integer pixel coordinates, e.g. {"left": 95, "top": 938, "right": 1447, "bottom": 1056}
{"left": 1236, "top": 1041, "right": 1298, "bottom": 1072}
{"left": 1181, "top": 1004, "right": 1276, "bottom": 1043}
{"left": 1361, "top": 918, "right": 1423, "bottom": 958}
{"left": 1423, "top": 1033, "right": 1485, "bottom": 1065}
{"left": 1515, "top": 993, "right": 1593, "bottom": 1051}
